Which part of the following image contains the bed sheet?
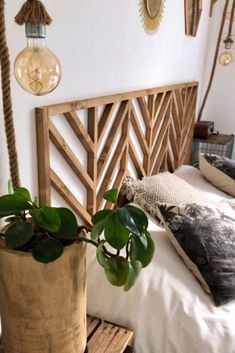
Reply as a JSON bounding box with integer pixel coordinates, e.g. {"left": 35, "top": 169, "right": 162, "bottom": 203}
{"left": 86, "top": 166, "right": 235, "bottom": 353}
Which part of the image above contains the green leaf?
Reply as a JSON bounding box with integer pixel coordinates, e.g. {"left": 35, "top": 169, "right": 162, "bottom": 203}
{"left": 117, "top": 205, "right": 148, "bottom": 236}
{"left": 104, "top": 256, "right": 129, "bottom": 287}
{"left": 91, "top": 219, "right": 106, "bottom": 241}
{"left": 96, "top": 240, "right": 107, "bottom": 267}
{"left": 104, "top": 212, "right": 129, "bottom": 250}
{"left": 14, "top": 188, "right": 32, "bottom": 202}
{"left": 5, "top": 221, "right": 34, "bottom": 249}
{"left": 130, "top": 232, "right": 155, "bottom": 268}
{"left": 124, "top": 261, "right": 142, "bottom": 291}
{"left": 0, "top": 194, "right": 32, "bottom": 218}
{"left": 8, "top": 180, "right": 14, "bottom": 194}
{"left": 103, "top": 189, "right": 118, "bottom": 204}
{"left": 50, "top": 208, "right": 78, "bottom": 240}
{"left": 92, "top": 209, "right": 113, "bottom": 225}
{"left": 32, "top": 238, "right": 63, "bottom": 263}
{"left": 29, "top": 206, "right": 61, "bottom": 232}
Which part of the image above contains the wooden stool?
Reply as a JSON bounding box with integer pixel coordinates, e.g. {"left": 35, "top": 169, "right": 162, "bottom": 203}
{"left": 87, "top": 315, "right": 133, "bottom": 353}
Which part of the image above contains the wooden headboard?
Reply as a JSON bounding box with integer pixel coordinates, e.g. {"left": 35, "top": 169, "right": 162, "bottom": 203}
{"left": 36, "top": 81, "right": 198, "bottom": 224}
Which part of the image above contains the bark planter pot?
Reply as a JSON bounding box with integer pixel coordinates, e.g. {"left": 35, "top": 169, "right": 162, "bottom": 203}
{"left": 0, "top": 242, "right": 87, "bottom": 353}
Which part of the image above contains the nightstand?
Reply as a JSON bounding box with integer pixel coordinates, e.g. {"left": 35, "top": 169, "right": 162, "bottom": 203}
{"left": 191, "top": 134, "right": 234, "bottom": 166}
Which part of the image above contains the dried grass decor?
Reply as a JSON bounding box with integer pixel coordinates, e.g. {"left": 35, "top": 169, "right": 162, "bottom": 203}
{"left": 139, "top": 0, "right": 165, "bottom": 35}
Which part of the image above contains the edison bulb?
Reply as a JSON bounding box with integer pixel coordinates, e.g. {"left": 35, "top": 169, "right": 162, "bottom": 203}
{"left": 14, "top": 24, "right": 61, "bottom": 96}
{"left": 219, "top": 52, "right": 233, "bottom": 66}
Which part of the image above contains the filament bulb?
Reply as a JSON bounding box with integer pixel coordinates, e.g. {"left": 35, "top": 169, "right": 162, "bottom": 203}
{"left": 14, "top": 24, "right": 61, "bottom": 96}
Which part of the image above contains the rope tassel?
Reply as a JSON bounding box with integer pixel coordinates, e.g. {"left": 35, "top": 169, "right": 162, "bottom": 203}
{"left": 15, "top": 0, "right": 52, "bottom": 26}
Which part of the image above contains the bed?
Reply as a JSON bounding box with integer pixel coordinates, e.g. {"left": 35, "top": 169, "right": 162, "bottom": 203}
{"left": 35, "top": 82, "right": 235, "bottom": 353}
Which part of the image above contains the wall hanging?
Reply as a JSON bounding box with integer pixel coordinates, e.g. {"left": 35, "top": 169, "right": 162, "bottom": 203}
{"left": 14, "top": 0, "right": 61, "bottom": 96}
{"left": 185, "top": 0, "right": 202, "bottom": 36}
{"left": 139, "top": 0, "right": 165, "bottom": 35}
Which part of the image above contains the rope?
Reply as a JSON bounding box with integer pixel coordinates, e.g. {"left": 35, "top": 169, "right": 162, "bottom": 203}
{"left": 0, "top": 0, "right": 20, "bottom": 189}
{"left": 197, "top": 0, "right": 230, "bottom": 122}
{"left": 224, "top": 0, "right": 235, "bottom": 47}
{"left": 15, "top": 0, "right": 52, "bottom": 26}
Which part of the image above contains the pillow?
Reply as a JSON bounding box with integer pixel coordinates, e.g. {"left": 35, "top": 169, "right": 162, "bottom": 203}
{"left": 199, "top": 154, "right": 235, "bottom": 197}
{"left": 120, "top": 172, "right": 208, "bottom": 222}
{"left": 158, "top": 202, "right": 235, "bottom": 306}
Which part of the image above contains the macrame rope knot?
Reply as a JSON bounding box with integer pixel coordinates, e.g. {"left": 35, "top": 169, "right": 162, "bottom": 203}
{"left": 15, "top": 0, "right": 52, "bottom": 26}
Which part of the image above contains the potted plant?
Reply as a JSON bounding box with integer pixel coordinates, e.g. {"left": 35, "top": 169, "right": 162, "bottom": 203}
{"left": 0, "top": 185, "right": 154, "bottom": 353}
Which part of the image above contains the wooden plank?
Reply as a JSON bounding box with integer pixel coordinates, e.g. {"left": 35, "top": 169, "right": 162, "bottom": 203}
{"left": 97, "top": 135, "right": 128, "bottom": 209}
{"left": 38, "top": 82, "right": 198, "bottom": 116}
{"left": 97, "top": 101, "right": 128, "bottom": 181}
{"left": 36, "top": 107, "right": 51, "bottom": 206}
{"left": 87, "top": 107, "right": 98, "bottom": 216}
{"left": 50, "top": 169, "right": 92, "bottom": 225}
{"left": 49, "top": 121, "right": 94, "bottom": 191}
{"left": 129, "top": 141, "right": 146, "bottom": 178}
{"left": 87, "top": 316, "right": 102, "bottom": 338}
{"left": 137, "top": 97, "right": 151, "bottom": 128}
{"left": 87, "top": 321, "right": 133, "bottom": 353}
{"left": 130, "top": 103, "right": 149, "bottom": 155}
{"left": 98, "top": 103, "right": 117, "bottom": 145}
{"left": 64, "top": 111, "right": 94, "bottom": 153}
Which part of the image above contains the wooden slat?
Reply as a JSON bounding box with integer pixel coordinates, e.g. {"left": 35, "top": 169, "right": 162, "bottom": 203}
{"left": 97, "top": 135, "right": 128, "bottom": 209}
{"left": 50, "top": 169, "right": 92, "bottom": 225}
{"left": 87, "top": 107, "right": 98, "bottom": 215}
{"left": 87, "top": 316, "right": 102, "bottom": 338}
{"left": 49, "top": 121, "right": 94, "bottom": 191}
{"left": 36, "top": 108, "right": 51, "bottom": 206}
{"left": 87, "top": 321, "right": 133, "bottom": 353}
{"left": 98, "top": 103, "right": 117, "bottom": 144}
{"left": 98, "top": 101, "right": 128, "bottom": 180}
{"left": 129, "top": 141, "right": 146, "bottom": 178}
{"left": 41, "top": 82, "right": 198, "bottom": 115}
{"left": 130, "top": 103, "right": 149, "bottom": 155}
{"left": 152, "top": 91, "right": 171, "bottom": 149}
{"left": 65, "top": 111, "right": 94, "bottom": 153}
{"left": 137, "top": 97, "right": 151, "bottom": 128}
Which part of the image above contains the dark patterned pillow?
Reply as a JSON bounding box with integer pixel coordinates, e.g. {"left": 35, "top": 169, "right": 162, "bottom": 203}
{"left": 158, "top": 203, "right": 235, "bottom": 306}
{"left": 199, "top": 154, "right": 235, "bottom": 197}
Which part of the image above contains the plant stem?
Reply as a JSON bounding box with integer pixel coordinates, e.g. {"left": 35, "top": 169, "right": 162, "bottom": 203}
{"left": 77, "top": 236, "right": 98, "bottom": 247}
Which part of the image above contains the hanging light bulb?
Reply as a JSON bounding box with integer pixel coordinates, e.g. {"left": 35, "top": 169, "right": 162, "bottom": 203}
{"left": 14, "top": 23, "right": 61, "bottom": 96}
{"left": 219, "top": 51, "right": 233, "bottom": 65}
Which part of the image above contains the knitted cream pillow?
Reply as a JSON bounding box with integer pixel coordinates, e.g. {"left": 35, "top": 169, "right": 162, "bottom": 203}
{"left": 121, "top": 172, "right": 207, "bottom": 221}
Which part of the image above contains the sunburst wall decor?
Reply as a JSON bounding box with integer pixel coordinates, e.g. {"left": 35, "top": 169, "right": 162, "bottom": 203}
{"left": 139, "top": 0, "right": 165, "bottom": 35}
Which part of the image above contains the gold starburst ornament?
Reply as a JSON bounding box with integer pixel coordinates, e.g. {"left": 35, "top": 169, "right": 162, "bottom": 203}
{"left": 139, "top": 0, "right": 165, "bottom": 35}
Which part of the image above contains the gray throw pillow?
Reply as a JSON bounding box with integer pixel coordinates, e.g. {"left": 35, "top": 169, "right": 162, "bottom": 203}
{"left": 158, "top": 202, "right": 235, "bottom": 306}
{"left": 199, "top": 154, "right": 235, "bottom": 197}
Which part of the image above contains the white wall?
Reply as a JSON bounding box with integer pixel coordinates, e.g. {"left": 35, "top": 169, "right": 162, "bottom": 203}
{"left": 201, "top": 0, "right": 235, "bottom": 158}
{"left": 0, "top": 0, "right": 211, "bottom": 196}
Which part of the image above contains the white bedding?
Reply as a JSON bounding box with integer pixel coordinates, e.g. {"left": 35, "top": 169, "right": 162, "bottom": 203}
{"left": 87, "top": 165, "right": 235, "bottom": 353}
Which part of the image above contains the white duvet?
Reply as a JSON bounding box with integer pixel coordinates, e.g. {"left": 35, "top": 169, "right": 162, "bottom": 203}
{"left": 87, "top": 166, "right": 235, "bottom": 353}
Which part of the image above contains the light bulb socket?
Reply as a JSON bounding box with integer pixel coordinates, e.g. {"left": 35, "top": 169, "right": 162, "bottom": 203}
{"left": 25, "top": 23, "right": 46, "bottom": 38}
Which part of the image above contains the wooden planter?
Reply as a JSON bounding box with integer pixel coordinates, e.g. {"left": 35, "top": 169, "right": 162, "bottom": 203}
{"left": 0, "top": 242, "right": 87, "bottom": 353}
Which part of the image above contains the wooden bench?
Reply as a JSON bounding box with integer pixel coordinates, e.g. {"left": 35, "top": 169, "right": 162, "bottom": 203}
{"left": 0, "top": 315, "right": 133, "bottom": 353}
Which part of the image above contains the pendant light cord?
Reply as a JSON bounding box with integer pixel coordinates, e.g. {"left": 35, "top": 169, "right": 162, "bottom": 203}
{"left": 227, "top": 0, "right": 235, "bottom": 38}
{"left": 197, "top": 0, "right": 230, "bottom": 122}
{"left": 0, "top": 0, "right": 20, "bottom": 189}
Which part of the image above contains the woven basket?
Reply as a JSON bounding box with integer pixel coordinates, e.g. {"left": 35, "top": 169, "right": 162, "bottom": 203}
{"left": 0, "top": 242, "right": 87, "bottom": 353}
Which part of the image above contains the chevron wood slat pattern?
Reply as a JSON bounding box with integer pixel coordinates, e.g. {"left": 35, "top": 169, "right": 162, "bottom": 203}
{"left": 36, "top": 82, "right": 198, "bottom": 225}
